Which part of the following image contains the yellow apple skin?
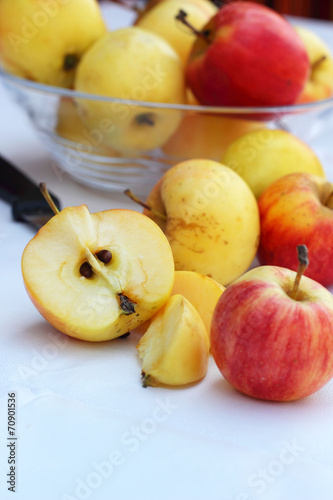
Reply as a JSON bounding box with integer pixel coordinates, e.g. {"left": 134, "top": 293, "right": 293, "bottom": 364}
{"left": 56, "top": 97, "right": 120, "bottom": 156}
{"left": 137, "top": 294, "right": 210, "bottom": 386}
{"left": 0, "top": 0, "right": 106, "bottom": 87}
{"left": 222, "top": 129, "right": 325, "bottom": 199}
{"left": 134, "top": 269, "right": 224, "bottom": 339}
{"left": 22, "top": 205, "right": 175, "bottom": 342}
{"left": 171, "top": 270, "right": 224, "bottom": 336}
{"left": 143, "top": 159, "right": 260, "bottom": 286}
{"left": 294, "top": 26, "right": 333, "bottom": 103}
{"left": 163, "top": 112, "right": 265, "bottom": 162}
{"left": 135, "top": 0, "right": 217, "bottom": 65}
{"left": 74, "top": 27, "right": 186, "bottom": 153}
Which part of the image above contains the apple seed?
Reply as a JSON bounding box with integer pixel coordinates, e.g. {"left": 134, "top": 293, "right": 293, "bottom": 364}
{"left": 96, "top": 249, "right": 112, "bottom": 264}
{"left": 79, "top": 262, "right": 93, "bottom": 279}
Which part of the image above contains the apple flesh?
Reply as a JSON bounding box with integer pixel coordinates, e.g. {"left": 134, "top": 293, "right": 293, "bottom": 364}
{"left": 0, "top": 0, "right": 106, "bottom": 87}
{"left": 22, "top": 205, "right": 175, "bottom": 341}
{"left": 137, "top": 294, "right": 210, "bottom": 386}
{"left": 211, "top": 265, "right": 333, "bottom": 401}
{"left": 222, "top": 129, "right": 325, "bottom": 199}
{"left": 186, "top": 1, "right": 310, "bottom": 107}
{"left": 142, "top": 159, "right": 260, "bottom": 286}
{"left": 258, "top": 173, "right": 333, "bottom": 287}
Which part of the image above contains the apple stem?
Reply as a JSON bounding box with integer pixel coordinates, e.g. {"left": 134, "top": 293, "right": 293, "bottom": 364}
{"left": 124, "top": 189, "right": 167, "bottom": 220}
{"left": 323, "top": 189, "right": 333, "bottom": 210}
{"left": 141, "top": 372, "right": 152, "bottom": 388}
{"left": 175, "top": 10, "right": 212, "bottom": 44}
{"left": 312, "top": 55, "right": 327, "bottom": 71}
{"left": 290, "top": 244, "right": 309, "bottom": 300}
{"left": 39, "top": 182, "right": 60, "bottom": 215}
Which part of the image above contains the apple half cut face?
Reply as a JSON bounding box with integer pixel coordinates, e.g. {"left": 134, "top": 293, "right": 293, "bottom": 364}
{"left": 21, "top": 205, "right": 175, "bottom": 341}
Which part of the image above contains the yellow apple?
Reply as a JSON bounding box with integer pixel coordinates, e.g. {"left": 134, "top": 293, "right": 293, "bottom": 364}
{"left": 134, "top": 269, "right": 225, "bottom": 339}
{"left": 137, "top": 294, "right": 210, "bottom": 386}
{"left": 0, "top": 0, "right": 106, "bottom": 87}
{"left": 142, "top": 159, "right": 260, "bottom": 286}
{"left": 222, "top": 129, "right": 326, "bottom": 199}
{"left": 22, "top": 205, "right": 175, "bottom": 342}
{"left": 135, "top": 0, "right": 217, "bottom": 65}
{"left": 56, "top": 97, "right": 118, "bottom": 156}
{"left": 294, "top": 26, "right": 333, "bottom": 103}
{"left": 171, "top": 270, "right": 224, "bottom": 336}
{"left": 74, "top": 27, "right": 186, "bottom": 153}
{"left": 163, "top": 112, "right": 265, "bottom": 161}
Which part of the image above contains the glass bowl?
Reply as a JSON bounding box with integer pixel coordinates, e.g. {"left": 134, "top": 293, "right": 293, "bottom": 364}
{"left": 1, "top": 66, "right": 333, "bottom": 195}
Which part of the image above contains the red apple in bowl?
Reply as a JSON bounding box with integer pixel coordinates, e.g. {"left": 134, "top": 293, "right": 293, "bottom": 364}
{"left": 258, "top": 172, "right": 333, "bottom": 287}
{"left": 185, "top": 1, "right": 310, "bottom": 107}
{"left": 211, "top": 249, "right": 333, "bottom": 402}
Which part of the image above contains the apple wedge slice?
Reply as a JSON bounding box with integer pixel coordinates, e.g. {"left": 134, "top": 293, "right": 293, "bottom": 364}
{"left": 137, "top": 294, "right": 210, "bottom": 386}
{"left": 22, "top": 205, "right": 175, "bottom": 342}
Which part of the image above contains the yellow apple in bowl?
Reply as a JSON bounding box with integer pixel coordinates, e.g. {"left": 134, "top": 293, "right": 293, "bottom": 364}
{"left": 135, "top": 0, "right": 217, "bottom": 65}
{"left": 22, "top": 205, "right": 175, "bottom": 342}
{"left": 138, "top": 159, "right": 260, "bottom": 286}
{"left": 294, "top": 25, "right": 333, "bottom": 103}
{"left": 222, "top": 129, "right": 325, "bottom": 199}
{"left": 74, "top": 27, "right": 186, "bottom": 153}
{"left": 0, "top": 0, "right": 106, "bottom": 87}
{"left": 163, "top": 112, "right": 265, "bottom": 161}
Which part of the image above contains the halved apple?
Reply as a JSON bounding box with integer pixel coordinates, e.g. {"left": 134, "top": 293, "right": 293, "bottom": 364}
{"left": 21, "top": 205, "right": 175, "bottom": 342}
{"left": 137, "top": 294, "right": 210, "bottom": 386}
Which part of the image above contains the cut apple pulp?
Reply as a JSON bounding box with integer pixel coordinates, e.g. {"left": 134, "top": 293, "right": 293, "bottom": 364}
{"left": 22, "top": 205, "right": 175, "bottom": 341}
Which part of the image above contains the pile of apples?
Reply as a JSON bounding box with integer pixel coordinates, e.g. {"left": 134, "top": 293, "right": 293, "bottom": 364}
{"left": 2, "top": 0, "right": 333, "bottom": 401}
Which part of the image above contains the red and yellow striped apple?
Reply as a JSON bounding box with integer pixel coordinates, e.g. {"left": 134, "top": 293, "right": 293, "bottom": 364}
{"left": 258, "top": 173, "right": 333, "bottom": 287}
{"left": 211, "top": 263, "right": 333, "bottom": 402}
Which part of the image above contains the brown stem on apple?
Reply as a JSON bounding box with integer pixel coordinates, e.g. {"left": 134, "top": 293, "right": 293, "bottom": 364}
{"left": 323, "top": 188, "right": 333, "bottom": 210}
{"left": 175, "top": 10, "right": 212, "bottom": 44}
{"left": 39, "top": 182, "right": 60, "bottom": 215}
{"left": 118, "top": 293, "right": 136, "bottom": 315}
{"left": 290, "top": 244, "right": 309, "bottom": 300}
{"left": 141, "top": 371, "right": 152, "bottom": 388}
{"left": 63, "top": 54, "right": 79, "bottom": 72}
{"left": 312, "top": 55, "right": 327, "bottom": 71}
{"left": 124, "top": 189, "right": 167, "bottom": 220}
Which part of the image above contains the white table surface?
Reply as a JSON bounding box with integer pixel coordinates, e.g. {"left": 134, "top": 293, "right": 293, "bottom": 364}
{"left": 1, "top": 5, "right": 333, "bottom": 500}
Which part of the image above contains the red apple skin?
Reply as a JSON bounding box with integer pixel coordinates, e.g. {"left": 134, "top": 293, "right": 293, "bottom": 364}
{"left": 210, "top": 266, "right": 333, "bottom": 402}
{"left": 258, "top": 173, "right": 333, "bottom": 287}
{"left": 186, "top": 1, "right": 310, "bottom": 107}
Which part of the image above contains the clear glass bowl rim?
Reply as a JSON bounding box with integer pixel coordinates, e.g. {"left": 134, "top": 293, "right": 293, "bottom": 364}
{"left": 1, "top": 66, "right": 333, "bottom": 115}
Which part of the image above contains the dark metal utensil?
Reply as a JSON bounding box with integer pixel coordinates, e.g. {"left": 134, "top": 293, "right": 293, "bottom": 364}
{"left": 0, "top": 154, "right": 61, "bottom": 230}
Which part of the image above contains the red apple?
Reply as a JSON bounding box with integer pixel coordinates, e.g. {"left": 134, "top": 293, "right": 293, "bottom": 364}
{"left": 185, "top": 1, "right": 310, "bottom": 107}
{"left": 210, "top": 261, "right": 333, "bottom": 402}
{"left": 258, "top": 172, "right": 333, "bottom": 287}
